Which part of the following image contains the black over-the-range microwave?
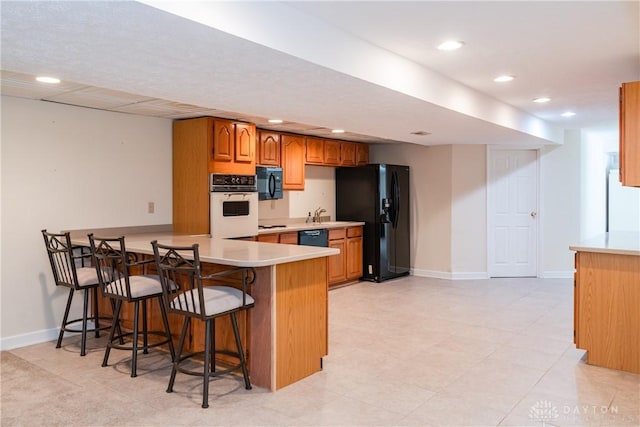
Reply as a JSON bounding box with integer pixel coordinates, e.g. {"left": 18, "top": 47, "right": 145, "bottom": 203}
{"left": 256, "top": 166, "right": 283, "bottom": 200}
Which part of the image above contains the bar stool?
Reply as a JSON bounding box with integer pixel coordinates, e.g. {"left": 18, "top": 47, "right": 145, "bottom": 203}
{"left": 41, "top": 229, "right": 113, "bottom": 356}
{"left": 89, "top": 234, "right": 175, "bottom": 377}
{"left": 151, "top": 240, "right": 255, "bottom": 408}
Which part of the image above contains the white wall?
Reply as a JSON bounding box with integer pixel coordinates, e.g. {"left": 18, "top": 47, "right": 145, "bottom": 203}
{"left": 451, "top": 145, "right": 487, "bottom": 276}
{"left": 1, "top": 96, "right": 172, "bottom": 348}
{"left": 580, "top": 130, "right": 609, "bottom": 239}
{"left": 540, "top": 130, "right": 582, "bottom": 276}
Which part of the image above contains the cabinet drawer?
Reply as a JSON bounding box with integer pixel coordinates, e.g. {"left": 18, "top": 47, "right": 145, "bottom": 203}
{"left": 346, "top": 226, "right": 362, "bottom": 238}
{"left": 257, "top": 234, "right": 279, "bottom": 243}
{"left": 279, "top": 232, "right": 298, "bottom": 245}
{"left": 328, "top": 228, "right": 346, "bottom": 240}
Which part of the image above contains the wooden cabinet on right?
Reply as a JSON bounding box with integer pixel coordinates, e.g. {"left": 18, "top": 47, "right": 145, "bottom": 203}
{"left": 574, "top": 250, "right": 640, "bottom": 373}
{"left": 619, "top": 81, "right": 640, "bottom": 187}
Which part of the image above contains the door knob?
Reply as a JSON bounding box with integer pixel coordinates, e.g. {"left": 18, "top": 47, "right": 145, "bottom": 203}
{"left": 530, "top": 211, "right": 537, "bottom": 218}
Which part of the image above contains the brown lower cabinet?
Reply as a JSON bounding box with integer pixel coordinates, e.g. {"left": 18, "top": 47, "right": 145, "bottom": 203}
{"left": 328, "top": 226, "right": 363, "bottom": 287}
{"left": 257, "top": 226, "right": 363, "bottom": 287}
{"left": 574, "top": 251, "right": 640, "bottom": 373}
{"left": 328, "top": 228, "right": 347, "bottom": 284}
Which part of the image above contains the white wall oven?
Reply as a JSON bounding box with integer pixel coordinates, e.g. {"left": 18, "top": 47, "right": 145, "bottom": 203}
{"left": 210, "top": 174, "right": 258, "bottom": 239}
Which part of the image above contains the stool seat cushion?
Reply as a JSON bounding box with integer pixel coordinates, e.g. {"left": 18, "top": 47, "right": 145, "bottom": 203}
{"left": 171, "top": 286, "right": 255, "bottom": 316}
{"left": 75, "top": 267, "right": 101, "bottom": 288}
{"left": 105, "top": 274, "right": 163, "bottom": 299}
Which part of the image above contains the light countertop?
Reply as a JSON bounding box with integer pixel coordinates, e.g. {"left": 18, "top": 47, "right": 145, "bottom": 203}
{"left": 569, "top": 232, "right": 640, "bottom": 256}
{"left": 70, "top": 232, "right": 339, "bottom": 267}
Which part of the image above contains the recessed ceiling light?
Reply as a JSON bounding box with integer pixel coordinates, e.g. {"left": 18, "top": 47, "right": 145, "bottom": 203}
{"left": 437, "top": 40, "right": 465, "bottom": 51}
{"left": 268, "top": 119, "right": 283, "bottom": 124}
{"left": 533, "top": 97, "right": 551, "bottom": 103}
{"left": 410, "top": 131, "right": 431, "bottom": 136}
{"left": 35, "top": 76, "right": 60, "bottom": 84}
{"left": 561, "top": 111, "right": 576, "bottom": 117}
{"left": 331, "top": 129, "right": 345, "bottom": 134}
{"left": 493, "top": 75, "right": 515, "bottom": 83}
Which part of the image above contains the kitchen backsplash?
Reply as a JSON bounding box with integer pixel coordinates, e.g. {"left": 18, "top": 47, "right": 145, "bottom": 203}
{"left": 258, "top": 165, "right": 336, "bottom": 221}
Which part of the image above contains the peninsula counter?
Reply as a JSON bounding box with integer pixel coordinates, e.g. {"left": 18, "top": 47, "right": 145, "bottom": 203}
{"left": 70, "top": 230, "right": 339, "bottom": 390}
{"left": 569, "top": 232, "right": 640, "bottom": 374}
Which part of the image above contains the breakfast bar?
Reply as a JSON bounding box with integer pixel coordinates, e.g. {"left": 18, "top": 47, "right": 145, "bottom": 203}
{"left": 70, "top": 229, "right": 339, "bottom": 391}
{"left": 570, "top": 232, "right": 640, "bottom": 374}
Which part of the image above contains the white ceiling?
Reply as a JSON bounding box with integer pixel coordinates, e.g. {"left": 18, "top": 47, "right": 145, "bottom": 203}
{"left": 1, "top": 1, "right": 638, "bottom": 146}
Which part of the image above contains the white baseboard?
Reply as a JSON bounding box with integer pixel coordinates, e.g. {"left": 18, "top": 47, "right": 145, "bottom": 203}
{"left": 412, "top": 268, "right": 573, "bottom": 280}
{"left": 1, "top": 327, "right": 58, "bottom": 351}
{"left": 540, "top": 271, "right": 574, "bottom": 279}
{"left": 0, "top": 320, "right": 100, "bottom": 351}
{"left": 411, "top": 268, "right": 489, "bottom": 280}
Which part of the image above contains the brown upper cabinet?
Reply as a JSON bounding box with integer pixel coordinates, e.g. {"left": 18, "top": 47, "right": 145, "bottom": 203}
{"left": 210, "top": 119, "right": 256, "bottom": 175}
{"left": 257, "top": 131, "right": 281, "bottom": 166}
{"left": 323, "top": 140, "right": 341, "bottom": 166}
{"left": 340, "top": 142, "right": 356, "bottom": 166}
{"left": 281, "top": 134, "right": 305, "bottom": 190}
{"left": 304, "top": 136, "right": 368, "bottom": 167}
{"left": 620, "top": 81, "right": 640, "bottom": 187}
{"left": 356, "top": 143, "right": 369, "bottom": 165}
{"left": 305, "top": 137, "right": 324, "bottom": 165}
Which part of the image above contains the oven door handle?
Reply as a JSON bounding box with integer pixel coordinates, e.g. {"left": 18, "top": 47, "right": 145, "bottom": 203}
{"left": 222, "top": 192, "right": 253, "bottom": 198}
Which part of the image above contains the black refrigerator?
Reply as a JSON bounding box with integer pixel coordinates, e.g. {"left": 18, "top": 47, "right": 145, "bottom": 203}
{"left": 336, "top": 164, "right": 410, "bottom": 282}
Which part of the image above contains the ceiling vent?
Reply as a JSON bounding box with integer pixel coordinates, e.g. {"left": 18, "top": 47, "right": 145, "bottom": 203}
{"left": 410, "top": 131, "right": 431, "bottom": 136}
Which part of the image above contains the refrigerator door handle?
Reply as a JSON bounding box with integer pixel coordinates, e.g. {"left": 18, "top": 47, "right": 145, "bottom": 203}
{"left": 391, "top": 171, "right": 400, "bottom": 229}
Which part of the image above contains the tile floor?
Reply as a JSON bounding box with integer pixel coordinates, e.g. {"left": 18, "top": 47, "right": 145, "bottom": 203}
{"left": 1, "top": 276, "right": 639, "bottom": 426}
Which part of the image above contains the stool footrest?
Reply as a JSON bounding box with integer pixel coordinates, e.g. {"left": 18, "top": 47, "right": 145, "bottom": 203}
{"left": 107, "top": 331, "right": 172, "bottom": 352}
{"left": 61, "top": 316, "right": 115, "bottom": 333}
{"left": 174, "top": 349, "right": 244, "bottom": 378}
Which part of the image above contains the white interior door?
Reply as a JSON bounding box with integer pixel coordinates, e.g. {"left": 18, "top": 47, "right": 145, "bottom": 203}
{"left": 488, "top": 149, "right": 539, "bottom": 277}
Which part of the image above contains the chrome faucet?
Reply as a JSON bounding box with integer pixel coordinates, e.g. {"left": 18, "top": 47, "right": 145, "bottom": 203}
{"left": 313, "top": 207, "right": 326, "bottom": 223}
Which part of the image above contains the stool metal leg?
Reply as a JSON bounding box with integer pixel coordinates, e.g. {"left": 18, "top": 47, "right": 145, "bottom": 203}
{"left": 202, "top": 319, "right": 212, "bottom": 408}
{"left": 103, "top": 299, "right": 122, "bottom": 367}
{"left": 92, "top": 287, "right": 101, "bottom": 338}
{"left": 57, "top": 289, "right": 74, "bottom": 349}
{"left": 157, "top": 296, "right": 175, "bottom": 361}
{"left": 142, "top": 299, "right": 149, "bottom": 355}
{"left": 80, "top": 288, "right": 90, "bottom": 356}
{"left": 131, "top": 300, "right": 140, "bottom": 377}
{"left": 168, "top": 317, "right": 189, "bottom": 393}
{"left": 210, "top": 318, "right": 216, "bottom": 374}
{"left": 231, "top": 312, "right": 252, "bottom": 390}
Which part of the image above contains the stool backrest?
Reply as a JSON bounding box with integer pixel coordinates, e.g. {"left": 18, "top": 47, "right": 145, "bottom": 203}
{"left": 151, "top": 241, "right": 204, "bottom": 317}
{"left": 151, "top": 240, "right": 256, "bottom": 319}
{"left": 41, "top": 229, "right": 85, "bottom": 289}
{"left": 88, "top": 234, "right": 133, "bottom": 300}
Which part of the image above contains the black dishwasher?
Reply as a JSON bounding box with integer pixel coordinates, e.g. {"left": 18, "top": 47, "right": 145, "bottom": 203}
{"left": 298, "top": 229, "right": 328, "bottom": 247}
